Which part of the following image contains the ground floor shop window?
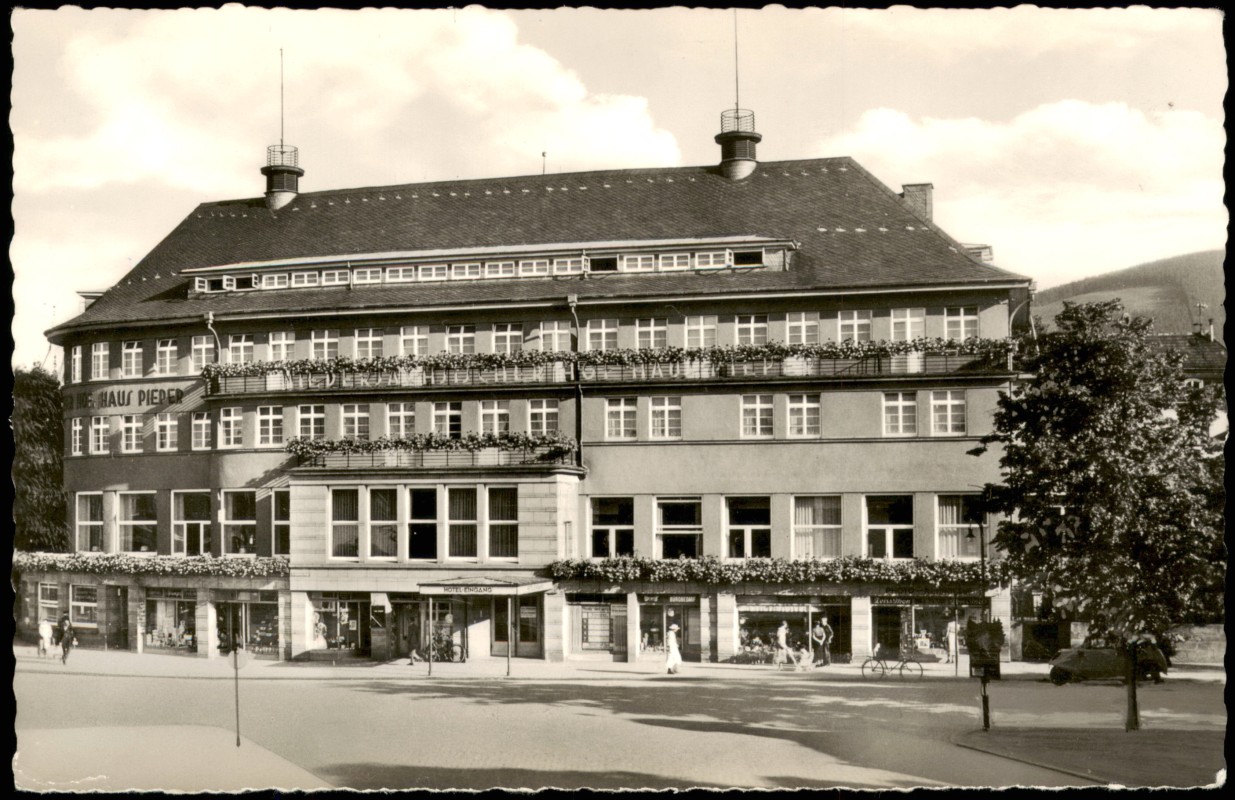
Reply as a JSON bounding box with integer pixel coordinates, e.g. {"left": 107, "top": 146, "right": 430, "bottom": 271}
{"left": 38, "top": 583, "right": 59, "bottom": 623}
{"left": 70, "top": 585, "right": 98, "bottom": 628}
{"left": 568, "top": 595, "right": 628, "bottom": 654}
{"left": 145, "top": 589, "right": 197, "bottom": 652}
{"left": 219, "top": 595, "right": 281, "bottom": 658}
{"left": 638, "top": 597, "right": 699, "bottom": 658}
{"left": 734, "top": 600, "right": 852, "bottom": 665}
{"left": 313, "top": 594, "right": 371, "bottom": 654}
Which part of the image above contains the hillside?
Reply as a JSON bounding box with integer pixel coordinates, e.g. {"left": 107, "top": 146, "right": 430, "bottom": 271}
{"left": 1034, "top": 250, "right": 1225, "bottom": 343}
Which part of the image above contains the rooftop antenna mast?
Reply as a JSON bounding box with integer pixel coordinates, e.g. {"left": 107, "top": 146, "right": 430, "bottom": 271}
{"left": 733, "top": 8, "right": 740, "bottom": 112}
{"left": 280, "top": 48, "right": 285, "bottom": 147}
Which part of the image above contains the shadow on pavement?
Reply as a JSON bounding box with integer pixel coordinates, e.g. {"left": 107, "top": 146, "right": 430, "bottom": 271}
{"left": 315, "top": 763, "right": 734, "bottom": 790}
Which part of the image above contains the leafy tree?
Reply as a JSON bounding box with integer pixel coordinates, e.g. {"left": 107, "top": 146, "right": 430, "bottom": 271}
{"left": 12, "top": 364, "right": 68, "bottom": 551}
{"left": 971, "top": 301, "right": 1225, "bottom": 731}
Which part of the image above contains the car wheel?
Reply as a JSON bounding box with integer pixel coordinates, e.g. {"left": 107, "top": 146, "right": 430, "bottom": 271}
{"left": 1049, "top": 667, "right": 1071, "bottom": 686}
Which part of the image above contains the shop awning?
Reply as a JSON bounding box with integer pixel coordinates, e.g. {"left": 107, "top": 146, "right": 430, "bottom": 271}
{"left": 739, "top": 604, "right": 821, "bottom": 614}
{"left": 417, "top": 575, "right": 555, "bottom": 597}
{"left": 370, "top": 592, "right": 392, "bottom": 611}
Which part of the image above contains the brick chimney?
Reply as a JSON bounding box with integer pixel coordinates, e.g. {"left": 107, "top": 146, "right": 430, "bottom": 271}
{"left": 901, "top": 183, "right": 934, "bottom": 222}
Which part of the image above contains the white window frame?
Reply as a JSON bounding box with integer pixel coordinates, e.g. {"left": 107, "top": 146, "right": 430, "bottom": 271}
{"left": 70, "top": 585, "right": 99, "bottom": 628}
{"left": 311, "top": 330, "right": 339, "bottom": 361}
{"left": 91, "top": 342, "right": 109, "bottom": 381}
{"left": 268, "top": 331, "right": 295, "bottom": 362}
{"left": 262, "top": 273, "right": 290, "bottom": 289}
{"left": 172, "top": 490, "right": 212, "bottom": 556}
{"left": 419, "top": 264, "right": 448, "bottom": 282}
{"left": 156, "top": 412, "right": 178, "bottom": 452}
{"left": 883, "top": 392, "right": 918, "bottom": 437}
{"left": 838, "top": 310, "right": 872, "bottom": 342}
{"left": 695, "top": 250, "right": 730, "bottom": 269}
{"left": 90, "top": 416, "right": 110, "bottom": 455}
{"left": 725, "top": 496, "right": 773, "bottom": 559}
{"left": 272, "top": 489, "right": 291, "bottom": 556}
{"left": 387, "top": 402, "right": 416, "bottom": 438}
{"left": 735, "top": 314, "right": 769, "bottom": 345}
{"left": 399, "top": 326, "right": 429, "bottom": 356}
{"left": 298, "top": 405, "right": 326, "bottom": 441}
{"left": 447, "top": 486, "right": 479, "bottom": 560}
{"left": 605, "top": 397, "right": 637, "bottom": 441}
{"left": 865, "top": 495, "right": 915, "bottom": 560}
{"left": 191, "top": 336, "right": 214, "bottom": 372}
{"left": 70, "top": 418, "right": 84, "bottom": 456}
{"left": 433, "top": 401, "right": 463, "bottom": 438}
{"left": 368, "top": 487, "right": 400, "bottom": 560}
{"left": 945, "top": 307, "right": 979, "bottom": 340}
{"left": 71, "top": 346, "right": 82, "bottom": 383}
{"left": 487, "top": 486, "right": 520, "bottom": 560}
{"left": 485, "top": 261, "right": 516, "bottom": 278}
{"left": 622, "top": 254, "right": 655, "bottom": 273}
{"left": 538, "top": 320, "right": 571, "bottom": 352}
{"left": 257, "top": 406, "right": 284, "bottom": 447}
{"left": 342, "top": 404, "right": 370, "bottom": 441}
{"left": 636, "top": 318, "right": 667, "bottom": 350}
{"left": 218, "top": 407, "right": 243, "bottom": 449}
{"left": 891, "top": 307, "right": 926, "bottom": 341}
{"left": 553, "top": 257, "right": 584, "bottom": 275}
{"left": 655, "top": 497, "right": 703, "bottom": 559}
{"left": 75, "top": 492, "right": 104, "bottom": 553}
{"left": 685, "top": 316, "right": 717, "bottom": 349}
{"left": 590, "top": 497, "right": 636, "bottom": 558}
{"left": 480, "top": 400, "right": 511, "bottom": 434}
{"left": 650, "top": 396, "right": 682, "bottom": 440}
{"left": 452, "top": 262, "right": 483, "bottom": 280}
{"left": 518, "top": 259, "right": 549, "bottom": 277}
{"left": 121, "top": 414, "right": 143, "bottom": 453}
{"left": 787, "top": 394, "right": 821, "bottom": 438}
{"left": 793, "top": 495, "right": 842, "bottom": 559}
{"left": 931, "top": 390, "right": 967, "bottom": 436}
{"left": 121, "top": 341, "right": 142, "bottom": 378}
{"left": 528, "top": 399, "right": 559, "bottom": 434}
{"left": 659, "top": 253, "right": 691, "bottom": 271}
{"left": 354, "top": 328, "right": 384, "bottom": 360}
{"left": 386, "top": 266, "right": 418, "bottom": 283}
{"left": 227, "top": 334, "right": 254, "bottom": 365}
{"left": 446, "top": 325, "right": 476, "bottom": 354}
{"left": 291, "top": 271, "right": 320, "bottom": 287}
{"left": 191, "top": 412, "right": 212, "bottom": 450}
{"left": 493, "top": 323, "right": 524, "bottom": 354}
{"left": 321, "top": 269, "right": 350, "bottom": 286}
{"left": 740, "top": 394, "right": 774, "bottom": 439}
{"left": 353, "top": 268, "right": 382, "bottom": 285}
{"left": 786, "top": 312, "right": 819, "bottom": 345}
{"left": 38, "top": 582, "right": 60, "bottom": 623}
{"left": 118, "top": 491, "right": 158, "bottom": 553}
{"left": 154, "top": 339, "right": 177, "bottom": 376}
{"left": 586, "top": 319, "right": 618, "bottom": 352}
{"left": 937, "top": 495, "right": 983, "bottom": 560}
{"left": 221, "top": 490, "right": 258, "bottom": 555}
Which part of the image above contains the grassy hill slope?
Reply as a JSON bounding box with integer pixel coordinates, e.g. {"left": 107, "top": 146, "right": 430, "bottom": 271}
{"left": 1034, "top": 250, "right": 1225, "bottom": 342}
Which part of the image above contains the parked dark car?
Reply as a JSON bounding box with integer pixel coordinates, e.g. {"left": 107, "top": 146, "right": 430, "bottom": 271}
{"left": 1048, "top": 637, "right": 1168, "bottom": 685}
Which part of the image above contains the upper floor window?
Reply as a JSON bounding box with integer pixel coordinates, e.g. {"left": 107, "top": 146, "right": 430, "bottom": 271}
{"left": 227, "top": 334, "right": 254, "bottom": 365}
{"left": 446, "top": 325, "right": 475, "bottom": 355}
{"left": 119, "top": 492, "right": 158, "bottom": 553}
{"left": 353, "top": 268, "right": 382, "bottom": 285}
{"left": 866, "top": 495, "right": 914, "bottom": 559}
{"left": 388, "top": 402, "right": 416, "bottom": 438}
{"left": 311, "top": 330, "right": 339, "bottom": 361}
{"left": 122, "top": 341, "right": 142, "bottom": 378}
{"left": 70, "top": 418, "right": 84, "bottom": 456}
{"left": 76, "top": 493, "right": 104, "bottom": 552}
{"left": 938, "top": 495, "right": 983, "bottom": 559}
{"left": 291, "top": 271, "right": 320, "bottom": 287}
{"left": 191, "top": 336, "right": 214, "bottom": 373}
{"left": 786, "top": 312, "right": 819, "bottom": 345}
{"left": 650, "top": 397, "right": 682, "bottom": 440}
{"left": 553, "top": 257, "right": 584, "bottom": 275}
{"left": 155, "top": 339, "right": 177, "bottom": 376}
{"left": 191, "top": 412, "right": 212, "bottom": 450}
{"left": 330, "top": 489, "right": 359, "bottom": 559}
{"left": 488, "top": 487, "right": 519, "bottom": 559}
{"left": 622, "top": 254, "right": 655, "bottom": 273}
{"left": 696, "top": 251, "right": 729, "bottom": 268}
{"left": 448, "top": 487, "right": 479, "bottom": 558}
{"left": 794, "top": 496, "right": 842, "bottom": 558}
{"left": 931, "top": 390, "right": 967, "bottom": 436}
{"left": 636, "top": 318, "right": 667, "bottom": 350}
{"left": 493, "top": 323, "right": 524, "bottom": 354}
{"left": 90, "top": 416, "right": 110, "bottom": 454}
{"left": 528, "top": 399, "right": 559, "bottom": 434}
{"left": 90, "top": 343, "right": 109, "bottom": 380}
{"left": 838, "top": 310, "right": 872, "bottom": 342}
{"left": 659, "top": 253, "right": 691, "bottom": 271}
{"left": 518, "top": 259, "right": 549, "bottom": 277}
{"left": 741, "top": 394, "right": 774, "bottom": 439}
{"left": 298, "top": 405, "right": 325, "bottom": 441}
{"left": 121, "top": 414, "right": 143, "bottom": 453}
{"left": 685, "top": 316, "right": 717, "bottom": 349}
{"left": 262, "top": 273, "right": 290, "bottom": 289}
{"left": 586, "top": 319, "right": 618, "bottom": 352}
{"left": 727, "top": 497, "right": 772, "bottom": 558}
{"left": 219, "top": 407, "right": 243, "bottom": 448}
{"left": 386, "top": 266, "right": 417, "bottom": 283}
{"left": 606, "top": 398, "right": 637, "bottom": 441}
{"left": 891, "top": 308, "right": 925, "bottom": 341}
{"left": 222, "top": 491, "right": 257, "bottom": 554}
{"left": 883, "top": 392, "right": 917, "bottom": 437}
{"left": 400, "top": 326, "right": 429, "bottom": 357}
{"left": 370, "top": 488, "right": 398, "bottom": 559}
{"left": 736, "top": 314, "right": 768, "bottom": 345}
{"left": 945, "top": 307, "right": 979, "bottom": 340}
{"left": 657, "top": 498, "right": 702, "bottom": 558}
{"left": 591, "top": 497, "right": 635, "bottom": 558}
{"left": 156, "top": 413, "right": 178, "bottom": 452}
{"left": 354, "top": 328, "right": 384, "bottom": 360}
{"left": 272, "top": 490, "right": 291, "bottom": 556}
{"left": 421, "top": 264, "right": 449, "bottom": 282}
{"left": 485, "top": 261, "right": 516, "bottom": 278}
{"left": 320, "top": 269, "right": 348, "bottom": 286}
{"left": 269, "top": 331, "right": 295, "bottom": 362}
{"left": 433, "top": 402, "right": 462, "bottom": 439}
{"left": 787, "top": 394, "right": 821, "bottom": 438}
{"left": 408, "top": 488, "right": 438, "bottom": 559}
{"left": 539, "top": 321, "right": 571, "bottom": 352}
{"left": 174, "top": 491, "right": 212, "bottom": 556}
{"left": 71, "top": 346, "right": 82, "bottom": 383}
{"left": 258, "top": 406, "right": 284, "bottom": 447}
{"left": 480, "top": 400, "right": 510, "bottom": 434}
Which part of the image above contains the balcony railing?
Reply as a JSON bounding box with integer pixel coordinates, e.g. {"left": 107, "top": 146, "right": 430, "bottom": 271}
{"left": 206, "top": 352, "right": 1013, "bottom": 396}
{"left": 293, "top": 446, "right": 575, "bottom": 470}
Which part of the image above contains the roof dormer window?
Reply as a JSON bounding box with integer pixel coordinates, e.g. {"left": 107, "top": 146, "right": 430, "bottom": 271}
{"left": 321, "top": 269, "right": 349, "bottom": 286}
{"left": 588, "top": 257, "right": 618, "bottom": 273}
{"left": 733, "top": 250, "right": 764, "bottom": 268}
{"left": 291, "top": 271, "right": 319, "bottom": 287}
{"left": 262, "top": 273, "right": 289, "bottom": 288}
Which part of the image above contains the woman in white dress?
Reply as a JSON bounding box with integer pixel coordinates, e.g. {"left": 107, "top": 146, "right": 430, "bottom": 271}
{"left": 311, "top": 612, "right": 329, "bottom": 650}
{"left": 664, "top": 623, "right": 682, "bottom": 674}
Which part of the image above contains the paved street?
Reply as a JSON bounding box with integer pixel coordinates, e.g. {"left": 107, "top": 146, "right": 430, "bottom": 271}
{"left": 12, "top": 648, "right": 1226, "bottom": 791}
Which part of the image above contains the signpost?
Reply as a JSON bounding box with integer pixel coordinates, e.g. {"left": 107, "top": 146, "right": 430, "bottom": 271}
{"left": 966, "top": 619, "right": 1005, "bottom": 731}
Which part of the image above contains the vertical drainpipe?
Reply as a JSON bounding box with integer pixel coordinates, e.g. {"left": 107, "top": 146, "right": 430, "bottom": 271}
{"left": 567, "top": 295, "right": 583, "bottom": 468}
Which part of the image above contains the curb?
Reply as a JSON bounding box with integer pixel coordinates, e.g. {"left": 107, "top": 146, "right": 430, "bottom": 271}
{"left": 949, "top": 730, "right": 1106, "bottom": 785}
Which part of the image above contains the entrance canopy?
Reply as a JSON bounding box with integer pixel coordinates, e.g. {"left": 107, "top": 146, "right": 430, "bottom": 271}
{"left": 417, "top": 575, "right": 554, "bottom": 597}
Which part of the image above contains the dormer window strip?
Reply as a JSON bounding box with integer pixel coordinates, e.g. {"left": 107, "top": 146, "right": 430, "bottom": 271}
{"left": 190, "top": 243, "right": 788, "bottom": 294}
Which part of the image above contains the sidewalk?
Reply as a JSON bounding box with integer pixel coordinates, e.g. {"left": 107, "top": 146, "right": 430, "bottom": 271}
{"left": 13, "top": 642, "right": 1226, "bottom": 684}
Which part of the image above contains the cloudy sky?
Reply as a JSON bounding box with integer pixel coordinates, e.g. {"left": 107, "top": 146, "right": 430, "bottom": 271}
{"left": 10, "top": 5, "right": 1227, "bottom": 370}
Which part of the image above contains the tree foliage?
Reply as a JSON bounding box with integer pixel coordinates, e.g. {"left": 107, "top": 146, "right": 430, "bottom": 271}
{"left": 972, "top": 301, "right": 1226, "bottom": 639}
{"left": 12, "top": 365, "right": 68, "bottom": 551}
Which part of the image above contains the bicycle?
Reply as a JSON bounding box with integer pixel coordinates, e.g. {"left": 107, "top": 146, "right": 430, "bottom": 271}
{"left": 860, "top": 645, "right": 924, "bottom": 680}
{"left": 417, "top": 631, "right": 464, "bottom": 663}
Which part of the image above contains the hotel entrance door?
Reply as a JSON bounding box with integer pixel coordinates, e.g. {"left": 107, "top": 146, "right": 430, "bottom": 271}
{"left": 493, "top": 596, "right": 541, "bottom": 658}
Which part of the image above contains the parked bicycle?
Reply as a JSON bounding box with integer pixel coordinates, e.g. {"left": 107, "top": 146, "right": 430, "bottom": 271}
{"left": 416, "top": 631, "right": 465, "bottom": 663}
{"left": 860, "top": 644, "right": 923, "bottom": 680}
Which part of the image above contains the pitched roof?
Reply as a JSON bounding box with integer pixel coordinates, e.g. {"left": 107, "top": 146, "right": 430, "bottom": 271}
{"left": 47, "top": 156, "right": 1029, "bottom": 341}
{"left": 1146, "top": 333, "right": 1228, "bottom": 377}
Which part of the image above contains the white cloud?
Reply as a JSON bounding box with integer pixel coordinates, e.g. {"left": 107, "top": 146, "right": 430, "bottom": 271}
{"left": 819, "top": 101, "right": 1227, "bottom": 287}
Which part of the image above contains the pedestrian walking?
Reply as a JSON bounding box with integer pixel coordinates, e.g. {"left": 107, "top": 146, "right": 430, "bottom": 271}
{"left": 812, "top": 617, "right": 833, "bottom": 667}
{"left": 945, "top": 619, "right": 958, "bottom": 663}
{"left": 37, "top": 618, "right": 54, "bottom": 659}
{"left": 775, "top": 621, "right": 800, "bottom": 670}
{"left": 664, "top": 623, "right": 682, "bottom": 674}
{"left": 57, "top": 614, "right": 75, "bottom": 665}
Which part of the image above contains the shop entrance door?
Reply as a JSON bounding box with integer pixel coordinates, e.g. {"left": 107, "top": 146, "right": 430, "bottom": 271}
{"left": 393, "top": 602, "right": 423, "bottom": 659}
{"left": 108, "top": 586, "right": 128, "bottom": 650}
{"left": 493, "top": 596, "right": 542, "bottom": 658}
{"left": 873, "top": 606, "right": 903, "bottom": 657}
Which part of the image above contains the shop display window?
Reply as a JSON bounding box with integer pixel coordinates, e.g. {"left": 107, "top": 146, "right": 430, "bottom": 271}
{"left": 145, "top": 589, "right": 197, "bottom": 652}
{"left": 38, "top": 583, "right": 59, "bottom": 623}
{"left": 70, "top": 585, "right": 98, "bottom": 628}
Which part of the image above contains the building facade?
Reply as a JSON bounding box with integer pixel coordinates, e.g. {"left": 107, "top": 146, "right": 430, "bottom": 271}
{"left": 23, "top": 111, "right": 1034, "bottom": 665}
